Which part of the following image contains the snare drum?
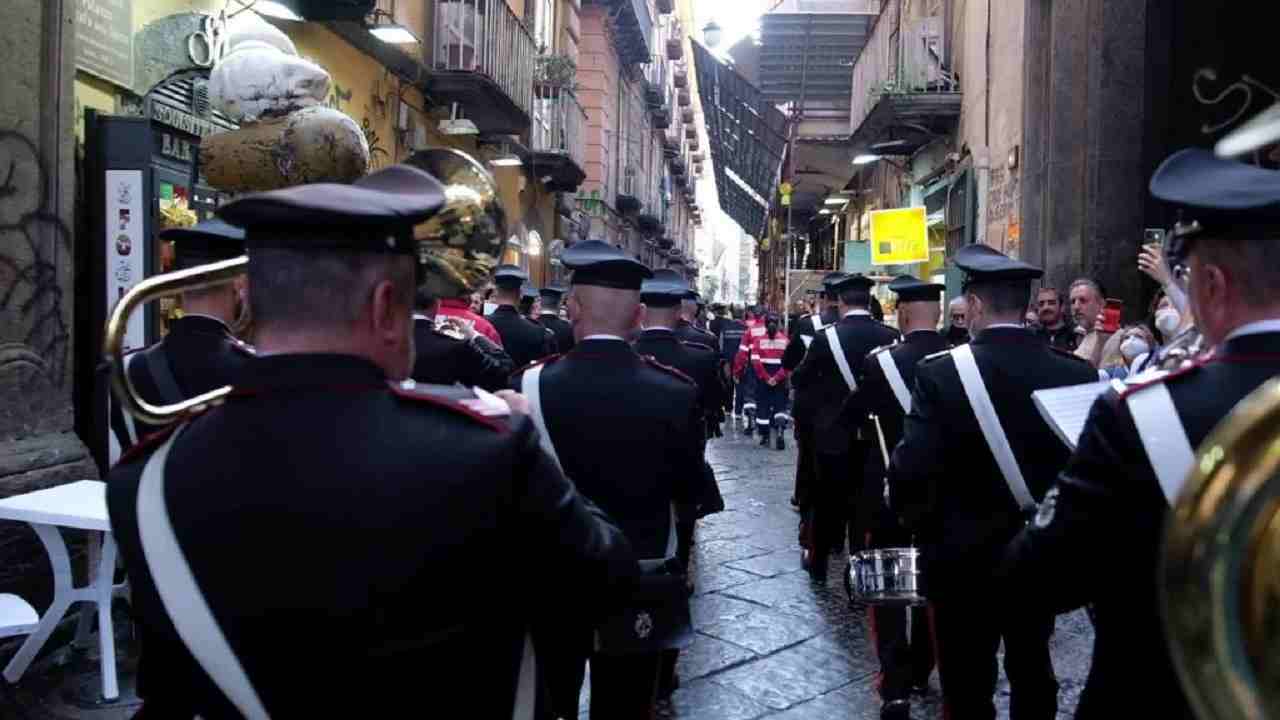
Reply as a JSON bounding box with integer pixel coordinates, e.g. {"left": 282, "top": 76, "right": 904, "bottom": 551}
{"left": 847, "top": 547, "right": 924, "bottom": 606}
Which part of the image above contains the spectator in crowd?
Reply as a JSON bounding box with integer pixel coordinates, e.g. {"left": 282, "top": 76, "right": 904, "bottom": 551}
{"left": 1098, "top": 324, "right": 1156, "bottom": 379}
{"left": 945, "top": 296, "right": 969, "bottom": 345}
{"left": 1033, "top": 287, "right": 1077, "bottom": 350}
{"left": 1070, "top": 278, "right": 1110, "bottom": 366}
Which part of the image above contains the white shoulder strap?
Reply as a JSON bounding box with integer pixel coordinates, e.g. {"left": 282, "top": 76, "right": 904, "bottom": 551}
{"left": 877, "top": 350, "right": 911, "bottom": 414}
{"left": 522, "top": 364, "right": 676, "bottom": 563}
{"left": 1125, "top": 383, "right": 1195, "bottom": 504}
{"left": 824, "top": 326, "right": 858, "bottom": 392}
{"left": 952, "top": 344, "right": 1036, "bottom": 511}
{"left": 120, "top": 353, "right": 140, "bottom": 446}
{"left": 137, "top": 424, "right": 272, "bottom": 720}
{"left": 810, "top": 314, "right": 824, "bottom": 332}
{"left": 520, "top": 364, "right": 564, "bottom": 474}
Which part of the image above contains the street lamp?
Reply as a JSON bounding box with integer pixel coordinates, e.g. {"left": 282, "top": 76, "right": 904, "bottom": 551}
{"left": 703, "top": 21, "right": 723, "bottom": 48}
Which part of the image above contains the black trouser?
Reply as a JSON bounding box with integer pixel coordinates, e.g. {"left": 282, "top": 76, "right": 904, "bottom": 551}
{"left": 870, "top": 604, "right": 934, "bottom": 701}
{"left": 793, "top": 419, "right": 816, "bottom": 506}
{"left": 545, "top": 640, "right": 661, "bottom": 719}
{"left": 805, "top": 448, "right": 861, "bottom": 556}
{"left": 754, "top": 377, "right": 787, "bottom": 433}
{"left": 930, "top": 597, "right": 1058, "bottom": 720}
{"left": 864, "top": 519, "right": 935, "bottom": 702}
{"left": 735, "top": 371, "right": 755, "bottom": 415}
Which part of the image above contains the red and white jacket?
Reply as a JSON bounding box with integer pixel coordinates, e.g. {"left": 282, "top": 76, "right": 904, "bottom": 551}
{"left": 732, "top": 319, "right": 767, "bottom": 379}
{"left": 749, "top": 329, "right": 789, "bottom": 383}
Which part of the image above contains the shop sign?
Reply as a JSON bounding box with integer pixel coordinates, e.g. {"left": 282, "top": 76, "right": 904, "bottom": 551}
{"left": 75, "top": 0, "right": 134, "bottom": 89}
{"left": 151, "top": 102, "right": 219, "bottom": 139}
{"left": 157, "top": 131, "right": 196, "bottom": 163}
{"left": 869, "top": 206, "right": 929, "bottom": 265}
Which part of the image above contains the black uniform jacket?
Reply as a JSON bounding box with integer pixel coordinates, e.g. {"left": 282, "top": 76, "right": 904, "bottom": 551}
{"left": 634, "top": 328, "right": 723, "bottom": 431}
{"left": 888, "top": 326, "right": 1096, "bottom": 597}
{"left": 512, "top": 338, "right": 704, "bottom": 559}
{"left": 1002, "top": 330, "right": 1280, "bottom": 720}
{"left": 676, "top": 319, "right": 717, "bottom": 348}
{"left": 784, "top": 307, "right": 843, "bottom": 423}
{"left": 791, "top": 313, "right": 900, "bottom": 453}
{"left": 107, "top": 354, "right": 634, "bottom": 719}
{"left": 846, "top": 330, "right": 951, "bottom": 543}
{"left": 411, "top": 316, "right": 513, "bottom": 391}
{"left": 488, "top": 305, "right": 556, "bottom": 369}
{"left": 109, "top": 315, "right": 252, "bottom": 452}
{"left": 537, "top": 312, "right": 575, "bottom": 354}
{"left": 716, "top": 319, "right": 747, "bottom": 364}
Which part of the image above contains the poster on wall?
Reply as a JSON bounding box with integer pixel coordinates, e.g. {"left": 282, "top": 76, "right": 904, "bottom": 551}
{"left": 105, "top": 169, "right": 144, "bottom": 465}
{"left": 75, "top": 0, "right": 134, "bottom": 89}
{"left": 105, "top": 169, "right": 145, "bottom": 349}
{"left": 869, "top": 207, "right": 929, "bottom": 266}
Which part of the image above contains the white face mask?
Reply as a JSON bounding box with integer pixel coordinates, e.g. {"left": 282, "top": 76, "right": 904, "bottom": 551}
{"left": 1120, "top": 336, "right": 1150, "bottom": 361}
{"left": 1154, "top": 308, "right": 1181, "bottom": 338}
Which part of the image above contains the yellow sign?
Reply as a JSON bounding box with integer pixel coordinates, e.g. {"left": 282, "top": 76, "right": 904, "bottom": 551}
{"left": 780, "top": 193, "right": 791, "bottom": 206}
{"left": 869, "top": 206, "right": 928, "bottom": 265}
{"left": 779, "top": 182, "right": 792, "bottom": 195}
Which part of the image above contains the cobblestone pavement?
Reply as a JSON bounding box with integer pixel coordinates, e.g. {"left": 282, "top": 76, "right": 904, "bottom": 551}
{"left": 649, "top": 423, "right": 1093, "bottom": 719}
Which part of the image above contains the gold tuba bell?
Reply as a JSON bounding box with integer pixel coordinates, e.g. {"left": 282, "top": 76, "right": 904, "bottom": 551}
{"left": 1162, "top": 377, "right": 1280, "bottom": 720}
{"left": 105, "top": 148, "right": 505, "bottom": 426}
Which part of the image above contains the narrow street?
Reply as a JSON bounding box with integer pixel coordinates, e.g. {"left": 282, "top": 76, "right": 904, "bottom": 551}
{"left": 648, "top": 425, "right": 1094, "bottom": 719}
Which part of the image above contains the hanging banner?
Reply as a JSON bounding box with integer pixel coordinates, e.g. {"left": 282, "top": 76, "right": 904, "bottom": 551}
{"left": 869, "top": 206, "right": 929, "bottom": 265}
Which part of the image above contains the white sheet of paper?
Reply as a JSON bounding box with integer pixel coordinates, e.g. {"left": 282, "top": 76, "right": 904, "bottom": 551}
{"left": 1032, "top": 380, "right": 1112, "bottom": 450}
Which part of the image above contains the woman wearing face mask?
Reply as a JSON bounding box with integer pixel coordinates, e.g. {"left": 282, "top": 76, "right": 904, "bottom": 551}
{"left": 1130, "top": 293, "right": 1189, "bottom": 374}
{"left": 1097, "top": 325, "right": 1152, "bottom": 379}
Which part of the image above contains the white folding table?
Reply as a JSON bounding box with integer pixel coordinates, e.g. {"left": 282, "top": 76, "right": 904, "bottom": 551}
{"left": 0, "top": 480, "right": 121, "bottom": 701}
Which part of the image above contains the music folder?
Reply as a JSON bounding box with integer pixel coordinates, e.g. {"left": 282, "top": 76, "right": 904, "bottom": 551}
{"left": 1032, "top": 380, "right": 1113, "bottom": 450}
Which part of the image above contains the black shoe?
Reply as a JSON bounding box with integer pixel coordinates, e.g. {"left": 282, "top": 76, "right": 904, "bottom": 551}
{"left": 880, "top": 699, "right": 910, "bottom": 720}
{"left": 775, "top": 434, "right": 785, "bottom": 450}
{"left": 806, "top": 550, "right": 827, "bottom": 580}
{"left": 742, "top": 424, "right": 754, "bottom": 437}
{"left": 789, "top": 495, "right": 799, "bottom": 508}
{"left": 658, "top": 673, "right": 680, "bottom": 699}
{"left": 759, "top": 429, "right": 770, "bottom": 447}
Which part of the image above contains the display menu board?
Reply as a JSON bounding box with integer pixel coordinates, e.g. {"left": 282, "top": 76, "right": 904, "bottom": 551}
{"left": 75, "top": 0, "right": 133, "bottom": 89}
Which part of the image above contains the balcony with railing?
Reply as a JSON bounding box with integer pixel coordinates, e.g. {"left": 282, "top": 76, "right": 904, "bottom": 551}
{"left": 643, "top": 56, "right": 672, "bottom": 129}
{"left": 848, "top": 0, "right": 960, "bottom": 155}
{"left": 427, "top": 0, "right": 538, "bottom": 135}
{"left": 529, "top": 89, "right": 588, "bottom": 192}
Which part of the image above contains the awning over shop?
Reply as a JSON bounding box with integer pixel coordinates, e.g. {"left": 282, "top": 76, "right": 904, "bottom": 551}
{"left": 691, "top": 42, "right": 788, "bottom": 238}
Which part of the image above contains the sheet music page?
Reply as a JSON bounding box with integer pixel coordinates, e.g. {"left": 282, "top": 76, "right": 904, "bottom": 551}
{"left": 1032, "top": 380, "right": 1112, "bottom": 450}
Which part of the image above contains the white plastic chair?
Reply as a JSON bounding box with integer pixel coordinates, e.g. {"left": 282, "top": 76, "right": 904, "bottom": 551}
{"left": 0, "top": 593, "right": 38, "bottom": 639}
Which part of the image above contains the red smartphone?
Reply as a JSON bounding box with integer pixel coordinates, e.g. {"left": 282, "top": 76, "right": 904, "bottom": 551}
{"left": 1102, "top": 298, "right": 1123, "bottom": 333}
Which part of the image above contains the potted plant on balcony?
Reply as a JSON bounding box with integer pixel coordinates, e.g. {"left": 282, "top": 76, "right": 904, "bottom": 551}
{"left": 535, "top": 53, "right": 577, "bottom": 99}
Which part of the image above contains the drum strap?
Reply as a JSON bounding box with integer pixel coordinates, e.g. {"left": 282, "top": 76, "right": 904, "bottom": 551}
{"left": 119, "top": 353, "right": 140, "bottom": 446}
{"left": 877, "top": 350, "right": 911, "bottom": 414}
{"left": 523, "top": 365, "right": 676, "bottom": 568}
{"left": 825, "top": 326, "right": 858, "bottom": 393}
{"left": 1125, "top": 383, "right": 1194, "bottom": 504}
{"left": 952, "top": 344, "right": 1036, "bottom": 511}
{"left": 137, "top": 424, "right": 272, "bottom": 720}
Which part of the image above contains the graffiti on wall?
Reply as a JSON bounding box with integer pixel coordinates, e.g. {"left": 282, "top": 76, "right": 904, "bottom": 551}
{"left": 0, "top": 131, "right": 71, "bottom": 386}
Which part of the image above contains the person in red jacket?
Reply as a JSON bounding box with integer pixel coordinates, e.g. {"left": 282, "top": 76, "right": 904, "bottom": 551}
{"left": 436, "top": 293, "right": 502, "bottom": 346}
{"left": 749, "top": 313, "right": 790, "bottom": 449}
{"left": 732, "top": 307, "right": 767, "bottom": 435}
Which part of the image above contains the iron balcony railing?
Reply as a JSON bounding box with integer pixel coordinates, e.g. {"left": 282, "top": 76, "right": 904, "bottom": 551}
{"left": 849, "top": 0, "right": 958, "bottom": 134}
{"left": 530, "top": 88, "right": 587, "bottom": 168}
{"left": 433, "top": 0, "right": 537, "bottom": 119}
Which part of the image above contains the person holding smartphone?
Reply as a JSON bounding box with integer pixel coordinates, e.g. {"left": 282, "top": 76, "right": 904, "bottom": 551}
{"left": 1069, "top": 278, "right": 1111, "bottom": 366}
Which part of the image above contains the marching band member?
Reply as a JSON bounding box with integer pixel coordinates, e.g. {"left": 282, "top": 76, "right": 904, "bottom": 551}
{"left": 888, "top": 244, "right": 1095, "bottom": 720}
{"left": 1004, "top": 148, "right": 1280, "bottom": 720}
{"left": 792, "top": 275, "right": 899, "bottom": 579}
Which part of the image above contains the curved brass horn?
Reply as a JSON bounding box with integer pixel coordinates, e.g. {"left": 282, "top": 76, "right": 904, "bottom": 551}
{"left": 1161, "top": 377, "right": 1280, "bottom": 720}
{"left": 104, "top": 256, "right": 247, "bottom": 426}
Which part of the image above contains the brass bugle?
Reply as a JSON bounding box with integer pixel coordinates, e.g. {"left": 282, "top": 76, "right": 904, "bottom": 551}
{"left": 1161, "top": 377, "right": 1280, "bottom": 720}
{"left": 104, "top": 256, "right": 247, "bottom": 426}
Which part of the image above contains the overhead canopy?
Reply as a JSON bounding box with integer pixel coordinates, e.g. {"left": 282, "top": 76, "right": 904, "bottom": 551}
{"left": 691, "top": 41, "right": 788, "bottom": 239}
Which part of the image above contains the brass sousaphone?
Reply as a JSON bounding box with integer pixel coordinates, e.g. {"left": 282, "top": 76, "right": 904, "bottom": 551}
{"left": 105, "top": 148, "right": 507, "bottom": 425}
{"left": 1162, "top": 377, "right": 1280, "bottom": 720}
